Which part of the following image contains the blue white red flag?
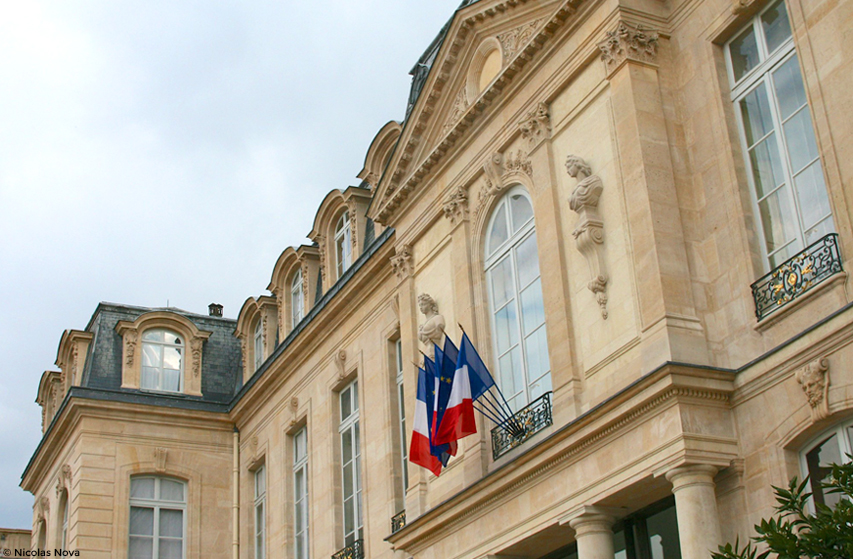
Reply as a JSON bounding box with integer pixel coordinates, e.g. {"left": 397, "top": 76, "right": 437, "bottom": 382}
{"left": 434, "top": 332, "right": 495, "bottom": 445}
{"left": 409, "top": 361, "right": 443, "bottom": 476}
{"left": 427, "top": 351, "right": 456, "bottom": 461}
{"left": 432, "top": 339, "right": 459, "bottom": 456}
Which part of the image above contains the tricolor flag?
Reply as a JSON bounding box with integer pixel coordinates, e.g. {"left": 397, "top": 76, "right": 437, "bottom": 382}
{"left": 434, "top": 332, "right": 495, "bottom": 445}
{"left": 427, "top": 353, "right": 456, "bottom": 461}
{"left": 409, "top": 356, "right": 452, "bottom": 476}
{"left": 432, "top": 340, "right": 459, "bottom": 457}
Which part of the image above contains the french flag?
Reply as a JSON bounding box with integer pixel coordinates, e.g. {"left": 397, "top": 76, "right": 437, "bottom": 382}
{"left": 432, "top": 342, "right": 458, "bottom": 458}
{"left": 434, "top": 333, "right": 494, "bottom": 445}
{"left": 409, "top": 357, "right": 451, "bottom": 476}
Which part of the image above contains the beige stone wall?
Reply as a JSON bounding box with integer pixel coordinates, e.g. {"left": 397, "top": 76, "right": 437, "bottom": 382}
{"left": 0, "top": 529, "right": 32, "bottom": 553}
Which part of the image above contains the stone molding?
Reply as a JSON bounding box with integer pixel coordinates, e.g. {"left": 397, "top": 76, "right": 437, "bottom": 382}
{"left": 796, "top": 357, "right": 830, "bottom": 421}
{"left": 519, "top": 102, "right": 551, "bottom": 149}
{"left": 498, "top": 19, "right": 544, "bottom": 63}
{"left": 391, "top": 244, "right": 414, "bottom": 280}
{"left": 443, "top": 89, "right": 469, "bottom": 136}
{"left": 566, "top": 155, "right": 608, "bottom": 319}
{"left": 154, "top": 447, "right": 168, "bottom": 473}
{"left": 598, "top": 21, "right": 659, "bottom": 78}
{"left": 476, "top": 151, "right": 533, "bottom": 219}
{"left": 442, "top": 186, "right": 469, "bottom": 226}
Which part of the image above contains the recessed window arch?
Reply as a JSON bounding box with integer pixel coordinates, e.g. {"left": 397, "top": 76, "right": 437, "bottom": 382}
{"left": 253, "top": 319, "right": 264, "bottom": 372}
{"left": 800, "top": 418, "right": 853, "bottom": 509}
{"left": 57, "top": 489, "right": 69, "bottom": 550}
{"left": 335, "top": 211, "right": 353, "bottom": 279}
{"left": 484, "top": 186, "right": 551, "bottom": 412}
{"left": 141, "top": 329, "right": 184, "bottom": 393}
{"left": 291, "top": 268, "right": 304, "bottom": 328}
{"left": 129, "top": 475, "right": 186, "bottom": 559}
{"left": 467, "top": 38, "right": 503, "bottom": 101}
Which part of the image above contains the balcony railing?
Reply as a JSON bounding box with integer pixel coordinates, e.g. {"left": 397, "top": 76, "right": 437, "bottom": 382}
{"left": 491, "top": 392, "right": 553, "bottom": 460}
{"left": 391, "top": 510, "right": 406, "bottom": 533}
{"left": 751, "top": 233, "right": 843, "bottom": 321}
{"left": 332, "top": 539, "right": 364, "bottom": 559}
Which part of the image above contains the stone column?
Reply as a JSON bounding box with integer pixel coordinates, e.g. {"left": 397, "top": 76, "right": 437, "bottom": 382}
{"left": 565, "top": 507, "right": 616, "bottom": 559}
{"left": 665, "top": 465, "right": 722, "bottom": 559}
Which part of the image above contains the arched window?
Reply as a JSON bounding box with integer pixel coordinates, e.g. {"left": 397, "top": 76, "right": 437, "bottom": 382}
{"left": 141, "top": 329, "right": 183, "bottom": 393}
{"left": 253, "top": 320, "right": 264, "bottom": 372}
{"left": 129, "top": 476, "right": 186, "bottom": 559}
{"left": 291, "top": 269, "right": 304, "bottom": 328}
{"left": 37, "top": 519, "right": 46, "bottom": 549}
{"left": 484, "top": 187, "right": 551, "bottom": 412}
{"left": 57, "top": 489, "right": 69, "bottom": 549}
{"left": 335, "top": 211, "right": 352, "bottom": 279}
{"left": 801, "top": 419, "right": 853, "bottom": 509}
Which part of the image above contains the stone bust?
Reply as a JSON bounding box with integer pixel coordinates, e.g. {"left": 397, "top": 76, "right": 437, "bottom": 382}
{"left": 417, "top": 293, "right": 445, "bottom": 347}
{"left": 566, "top": 155, "right": 603, "bottom": 212}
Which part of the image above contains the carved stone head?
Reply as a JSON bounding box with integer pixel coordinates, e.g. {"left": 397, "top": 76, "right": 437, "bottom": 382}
{"left": 565, "top": 154, "right": 592, "bottom": 179}
{"left": 418, "top": 293, "right": 438, "bottom": 316}
{"left": 797, "top": 358, "right": 829, "bottom": 408}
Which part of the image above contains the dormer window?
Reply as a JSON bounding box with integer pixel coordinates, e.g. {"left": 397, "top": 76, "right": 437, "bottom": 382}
{"left": 291, "top": 269, "right": 304, "bottom": 328}
{"left": 141, "top": 329, "right": 183, "bottom": 393}
{"left": 335, "top": 211, "right": 352, "bottom": 279}
{"left": 253, "top": 320, "right": 263, "bottom": 371}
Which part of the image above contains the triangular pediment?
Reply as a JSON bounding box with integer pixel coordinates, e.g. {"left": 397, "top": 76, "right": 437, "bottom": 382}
{"left": 370, "top": 0, "right": 577, "bottom": 226}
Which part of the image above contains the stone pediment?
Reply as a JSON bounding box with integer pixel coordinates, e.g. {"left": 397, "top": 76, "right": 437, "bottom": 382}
{"left": 370, "top": 0, "right": 578, "bottom": 226}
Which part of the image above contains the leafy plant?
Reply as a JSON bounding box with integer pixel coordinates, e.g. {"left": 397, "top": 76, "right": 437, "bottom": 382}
{"left": 712, "top": 458, "right": 853, "bottom": 559}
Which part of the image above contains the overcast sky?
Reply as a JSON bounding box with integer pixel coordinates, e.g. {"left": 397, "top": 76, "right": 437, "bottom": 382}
{"left": 0, "top": 0, "right": 462, "bottom": 529}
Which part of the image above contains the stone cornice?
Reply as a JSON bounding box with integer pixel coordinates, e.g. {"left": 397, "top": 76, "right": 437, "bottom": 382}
{"left": 388, "top": 363, "right": 734, "bottom": 553}
{"left": 372, "top": 0, "right": 579, "bottom": 226}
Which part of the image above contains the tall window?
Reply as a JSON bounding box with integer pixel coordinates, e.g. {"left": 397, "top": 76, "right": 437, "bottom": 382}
{"left": 291, "top": 269, "right": 304, "bottom": 328}
{"left": 254, "top": 467, "right": 266, "bottom": 559}
{"left": 394, "top": 339, "right": 408, "bottom": 497}
{"left": 129, "top": 476, "right": 185, "bottom": 559}
{"left": 141, "top": 329, "right": 183, "bottom": 393}
{"left": 293, "top": 428, "right": 309, "bottom": 559}
{"left": 339, "top": 381, "right": 362, "bottom": 547}
{"left": 727, "top": 0, "right": 833, "bottom": 268}
{"left": 484, "top": 187, "right": 551, "bottom": 412}
{"left": 253, "top": 320, "right": 263, "bottom": 371}
{"left": 335, "top": 212, "right": 353, "bottom": 279}
{"left": 58, "top": 489, "right": 68, "bottom": 550}
{"left": 801, "top": 419, "right": 853, "bottom": 509}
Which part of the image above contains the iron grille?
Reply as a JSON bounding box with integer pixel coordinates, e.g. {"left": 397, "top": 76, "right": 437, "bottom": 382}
{"left": 332, "top": 539, "right": 364, "bottom": 559}
{"left": 391, "top": 510, "right": 406, "bottom": 534}
{"left": 751, "top": 233, "right": 842, "bottom": 321}
{"left": 491, "top": 392, "right": 553, "bottom": 460}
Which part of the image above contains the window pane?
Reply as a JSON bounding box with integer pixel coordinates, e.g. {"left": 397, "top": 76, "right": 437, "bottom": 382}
{"left": 131, "top": 478, "right": 156, "bottom": 500}
{"left": 759, "top": 188, "right": 797, "bottom": 254}
{"left": 142, "top": 344, "right": 159, "bottom": 368}
{"left": 340, "top": 389, "right": 351, "bottom": 421}
{"left": 352, "top": 384, "right": 359, "bottom": 412}
{"left": 749, "top": 134, "right": 785, "bottom": 198}
{"left": 343, "top": 463, "right": 353, "bottom": 496}
{"left": 729, "top": 25, "right": 759, "bottom": 83}
{"left": 795, "top": 161, "right": 831, "bottom": 230}
{"left": 762, "top": 0, "right": 792, "bottom": 54}
{"left": 740, "top": 86, "right": 775, "bottom": 147}
{"left": 613, "top": 530, "right": 627, "bottom": 559}
{"left": 344, "top": 496, "right": 354, "bottom": 534}
{"left": 646, "top": 505, "right": 682, "bottom": 559}
{"left": 805, "top": 216, "right": 835, "bottom": 246}
{"left": 162, "top": 347, "right": 181, "bottom": 371}
{"left": 142, "top": 330, "right": 162, "bottom": 342}
{"left": 141, "top": 367, "right": 158, "bottom": 390}
{"left": 158, "top": 538, "right": 182, "bottom": 559}
{"left": 509, "top": 193, "right": 533, "bottom": 233}
{"left": 784, "top": 108, "right": 820, "bottom": 174}
{"left": 129, "top": 536, "right": 153, "bottom": 559}
{"left": 162, "top": 368, "right": 181, "bottom": 392}
{"left": 494, "top": 301, "right": 519, "bottom": 355}
{"left": 342, "top": 430, "right": 353, "bottom": 466}
{"left": 515, "top": 233, "right": 540, "bottom": 289}
{"left": 159, "top": 479, "right": 185, "bottom": 502}
{"left": 487, "top": 203, "right": 509, "bottom": 256}
{"left": 520, "top": 279, "right": 545, "bottom": 335}
{"left": 769, "top": 241, "right": 798, "bottom": 268}
{"left": 129, "top": 507, "right": 154, "bottom": 536}
{"left": 490, "top": 256, "right": 515, "bottom": 309}
{"left": 159, "top": 509, "right": 183, "bottom": 538}
{"left": 498, "top": 347, "right": 524, "bottom": 403}
{"left": 163, "top": 331, "right": 180, "bottom": 345}
{"left": 773, "top": 55, "right": 807, "bottom": 122}
{"left": 295, "top": 430, "right": 306, "bottom": 462}
{"left": 806, "top": 433, "right": 842, "bottom": 508}
{"left": 524, "top": 327, "right": 550, "bottom": 391}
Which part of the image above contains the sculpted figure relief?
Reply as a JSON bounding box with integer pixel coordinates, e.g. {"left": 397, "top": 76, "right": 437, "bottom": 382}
{"left": 796, "top": 357, "right": 830, "bottom": 420}
{"left": 417, "top": 293, "right": 445, "bottom": 347}
{"left": 567, "top": 156, "right": 603, "bottom": 213}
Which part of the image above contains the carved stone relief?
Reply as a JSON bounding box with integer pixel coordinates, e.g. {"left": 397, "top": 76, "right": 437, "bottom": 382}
{"left": 796, "top": 357, "right": 830, "bottom": 421}
{"left": 443, "top": 186, "right": 469, "bottom": 225}
{"left": 191, "top": 338, "right": 203, "bottom": 378}
{"left": 443, "top": 89, "right": 469, "bottom": 136}
{"left": 566, "top": 155, "right": 608, "bottom": 319}
{"left": 519, "top": 102, "right": 551, "bottom": 149}
{"left": 497, "top": 19, "right": 544, "bottom": 62}
{"left": 391, "top": 244, "right": 413, "bottom": 281}
{"left": 315, "top": 234, "right": 326, "bottom": 276}
{"left": 598, "top": 21, "right": 659, "bottom": 76}
{"left": 55, "top": 464, "right": 71, "bottom": 498}
{"left": 731, "top": 0, "right": 758, "bottom": 14}
{"left": 154, "top": 447, "right": 168, "bottom": 473}
{"left": 417, "top": 293, "right": 446, "bottom": 347}
{"left": 334, "top": 349, "right": 347, "bottom": 382}
{"left": 347, "top": 200, "right": 358, "bottom": 251}
{"left": 476, "top": 150, "right": 533, "bottom": 218}
{"left": 289, "top": 397, "right": 299, "bottom": 428}
{"left": 125, "top": 330, "right": 138, "bottom": 367}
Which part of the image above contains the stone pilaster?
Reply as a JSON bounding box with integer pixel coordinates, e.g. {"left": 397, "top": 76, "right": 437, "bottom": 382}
{"left": 666, "top": 465, "right": 722, "bottom": 559}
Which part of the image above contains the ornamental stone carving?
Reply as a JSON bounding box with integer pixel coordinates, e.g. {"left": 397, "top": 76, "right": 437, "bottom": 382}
{"left": 732, "top": 0, "right": 758, "bottom": 14}
{"left": 497, "top": 19, "right": 543, "bottom": 62}
{"left": 418, "top": 294, "right": 446, "bottom": 347}
{"left": 315, "top": 234, "right": 326, "bottom": 276}
{"left": 125, "top": 330, "right": 138, "bottom": 367}
{"left": 796, "top": 357, "right": 830, "bottom": 421}
{"left": 334, "top": 349, "right": 347, "bottom": 382}
{"left": 598, "top": 21, "right": 659, "bottom": 76}
{"left": 566, "top": 155, "right": 608, "bottom": 319}
{"left": 391, "top": 244, "right": 413, "bottom": 280}
{"left": 191, "top": 338, "right": 203, "bottom": 378}
{"left": 289, "top": 397, "right": 299, "bottom": 428}
{"left": 443, "top": 186, "right": 469, "bottom": 225}
{"left": 154, "top": 447, "right": 168, "bottom": 473}
{"left": 519, "top": 102, "right": 551, "bottom": 149}
{"left": 476, "top": 151, "right": 532, "bottom": 218}
{"left": 443, "top": 89, "right": 468, "bottom": 135}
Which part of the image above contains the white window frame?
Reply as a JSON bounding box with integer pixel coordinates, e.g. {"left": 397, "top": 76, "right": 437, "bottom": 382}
{"left": 484, "top": 186, "right": 551, "bottom": 412}
{"left": 141, "top": 329, "right": 184, "bottom": 393}
{"left": 58, "top": 489, "right": 69, "bottom": 550}
{"left": 394, "top": 339, "right": 408, "bottom": 498}
{"left": 254, "top": 466, "right": 266, "bottom": 559}
{"left": 726, "top": 0, "right": 833, "bottom": 269}
{"left": 291, "top": 268, "right": 304, "bottom": 328}
{"left": 799, "top": 418, "right": 853, "bottom": 511}
{"left": 335, "top": 211, "right": 353, "bottom": 279}
{"left": 129, "top": 476, "right": 187, "bottom": 559}
{"left": 293, "top": 427, "right": 309, "bottom": 559}
{"left": 253, "top": 319, "right": 264, "bottom": 372}
{"left": 338, "top": 381, "right": 362, "bottom": 547}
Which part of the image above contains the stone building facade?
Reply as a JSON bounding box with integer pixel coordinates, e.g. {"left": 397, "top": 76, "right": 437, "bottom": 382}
{"left": 21, "top": 0, "right": 853, "bottom": 558}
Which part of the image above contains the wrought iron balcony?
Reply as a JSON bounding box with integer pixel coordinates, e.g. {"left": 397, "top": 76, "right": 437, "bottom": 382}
{"left": 391, "top": 510, "right": 406, "bottom": 533}
{"left": 332, "top": 539, "right": 363, "bottom": 559}
{"left": 491, "top": 392, "right": 553, "bottom": 460}
{"left": 751, "top": 233, "right": 843, "bottom": 321}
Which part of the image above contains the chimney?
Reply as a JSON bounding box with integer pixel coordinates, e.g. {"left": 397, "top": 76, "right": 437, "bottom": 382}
{"left": 208, "top": 303, "right": 223, "bottom": 317}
